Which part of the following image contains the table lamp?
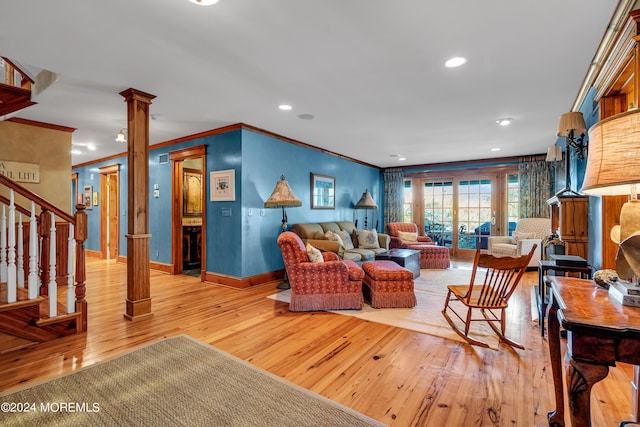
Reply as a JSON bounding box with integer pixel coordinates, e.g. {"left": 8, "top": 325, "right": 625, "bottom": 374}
{"left": 354, "top": 189, "right": 378, "bottom": 230}
{"left": 581, "top": 109, "right": 640, "bottom": 282}
{"left": 264, "top": 175, "right": 302, "bottom": 289}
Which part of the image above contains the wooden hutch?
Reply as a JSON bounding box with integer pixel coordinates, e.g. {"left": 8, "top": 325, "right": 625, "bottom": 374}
{"left": 547, "top": 195, "right": 589, "bottom": 259}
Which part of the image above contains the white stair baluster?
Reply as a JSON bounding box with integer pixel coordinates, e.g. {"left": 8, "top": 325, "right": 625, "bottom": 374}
{"left": 66, "top": 223, "right": 75, "bottom": 313}
{"left": 27, "top": 201, "right": 38, "bottom": 299}
{"left": 0, "top": 204, "right": 6, "bottom": 282}
{"left": 17, "top": 213, "right": 24, "bottom": 287}
{"left": 7, "top": 190, "right": 16, "bottom": 303}
{"left": 48, "top": 212, "right": 57, "bottom": 317}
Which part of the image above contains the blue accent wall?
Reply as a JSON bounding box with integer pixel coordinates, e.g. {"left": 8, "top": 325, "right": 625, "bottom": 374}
{"left": 240, "top": 129, "right": 381, "bottom": 277}
{"left": 73, "top": 126, "right": 382, "bottom": 279}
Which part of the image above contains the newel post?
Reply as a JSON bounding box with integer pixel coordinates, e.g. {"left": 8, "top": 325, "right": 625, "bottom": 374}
{"left": 74, "top": 204, "right": 87, "bottom": 332}
{"left": 120, "top": 88, "right": 156, "bottom": 321}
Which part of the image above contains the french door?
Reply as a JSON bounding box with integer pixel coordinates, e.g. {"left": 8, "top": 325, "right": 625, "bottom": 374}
{"left": 422, "top": 176, "right": 495, "bottom": 259}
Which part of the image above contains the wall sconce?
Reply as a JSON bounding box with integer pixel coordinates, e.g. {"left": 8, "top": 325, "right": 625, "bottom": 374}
{"left": 115, "top": 128, "right": 127, "bottom": 143}
{"left": 545, "top": 145, "right": 562, "bottom": 162}
{"left": 555, "top": 111, "right": 587, "bottom": 195}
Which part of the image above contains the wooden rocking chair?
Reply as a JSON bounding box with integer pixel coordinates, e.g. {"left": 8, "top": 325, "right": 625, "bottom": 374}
{"left": 441, "top": 245, "right": 537, "bottom": 349}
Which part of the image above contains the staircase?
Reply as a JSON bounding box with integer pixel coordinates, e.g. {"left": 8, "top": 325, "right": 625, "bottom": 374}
{"left": 0, "top": 57, "right": 37, "bottom": 117}
{"left": 0, "top": 174, "right": 87, "bottom": 353}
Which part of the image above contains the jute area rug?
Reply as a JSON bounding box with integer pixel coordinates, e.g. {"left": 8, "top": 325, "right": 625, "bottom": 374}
{"left": 0, "top": 335, "right": 385, "bottom": 427}
{"left": 268, "top": 265, "right": 504, "bottom": 349}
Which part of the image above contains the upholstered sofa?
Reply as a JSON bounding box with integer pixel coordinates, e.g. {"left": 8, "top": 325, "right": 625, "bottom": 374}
{"left": 289, "top": 221, "right": 389, "bottom": 262}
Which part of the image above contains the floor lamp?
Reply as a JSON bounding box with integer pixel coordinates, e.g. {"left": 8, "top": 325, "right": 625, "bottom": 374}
{"left": 264, "top": 175, "right": 302, "bottom": 289}
{"left": 555, "top": 112, "right": 587, "bottom": 196}
{"left": 354, "top": 189, "right": 378, "bottom": 230}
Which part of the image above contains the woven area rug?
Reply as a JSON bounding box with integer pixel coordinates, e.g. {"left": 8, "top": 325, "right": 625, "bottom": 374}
{"left": 268, "top": 266, "right": 504, "bottom": 349}
{"left": 0, "top": 335, "right": 385, "bottom": 427}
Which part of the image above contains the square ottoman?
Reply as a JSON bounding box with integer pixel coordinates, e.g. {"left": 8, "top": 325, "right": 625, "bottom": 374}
{"left": 362, "top": 260, "right": 416, "bottom": 309}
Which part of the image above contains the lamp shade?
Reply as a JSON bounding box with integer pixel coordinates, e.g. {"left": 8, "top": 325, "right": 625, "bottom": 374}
{"left": 581, "top": 109, "right": 640, "bottom": 196}
{"left": 545, "top": 145, "right": 563, "bottom": 162}
{"left": 264, "top": 175, "right": 302, "bottom": 208}
{"left": 354, "top": 189, "right": 378, "bottom": 209}
{"left": 557, "top": 112, "right": 587, "bottom": 137}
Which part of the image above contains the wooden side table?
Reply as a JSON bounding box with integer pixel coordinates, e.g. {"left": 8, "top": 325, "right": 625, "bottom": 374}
{"left": 547, "top": 276, "right": 640, "bottom": 427}
{"left": 537, "top": 259, "right": 592, "bottom": 336}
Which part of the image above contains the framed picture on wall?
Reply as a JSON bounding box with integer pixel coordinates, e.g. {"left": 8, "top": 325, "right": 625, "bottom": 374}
{"left": 83, "top": 185, "right": 93, "bottom": 210}
{"left": 210, "top": 169, "right": 235, "bottom": 201}
{"left": 310, "top": 173, "right": 335, "bottom": 209}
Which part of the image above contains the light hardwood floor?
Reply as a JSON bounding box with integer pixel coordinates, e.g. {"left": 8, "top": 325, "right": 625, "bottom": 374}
{"left": 0, "top": 258, "right": 634, "bottom": 426}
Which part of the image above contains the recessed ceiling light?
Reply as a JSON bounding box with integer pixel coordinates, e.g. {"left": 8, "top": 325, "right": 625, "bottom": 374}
{"left": 278, "top": 104, "right": 292, "bottom": 111}
{"left": 189, "top": 0, "right": 219, "bottom": 5}
{"left": 87, "top": 144, "right": 96, "bottom": 151}
{"left": 398, "top": 157, "right": 407, "bottom": 161}
{"left": 491, "top": 148, "right": 501, "bottom": 152}
{"left": 71, "top": 149, "right": 82, "bottom": 155}
{"left": 445, "top": 57, "right": 467, "bottom": 68}
{"left": 496, "top": 118, "right": 513, "bottom": 126}
{"left": 298, "top": 113, "right": 314, "bottom": 120}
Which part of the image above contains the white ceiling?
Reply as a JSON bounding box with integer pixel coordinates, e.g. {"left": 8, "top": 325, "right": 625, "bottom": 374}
{"left": 0, "top": 0, "right": 619, "bottom": 168}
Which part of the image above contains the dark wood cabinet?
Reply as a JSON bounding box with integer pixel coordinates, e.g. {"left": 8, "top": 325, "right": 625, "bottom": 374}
{"left": 182, "top": 226, "right": 201, "bottom": 270}
{"left": 547, "top": 195, "right": 589, "bottom": 260}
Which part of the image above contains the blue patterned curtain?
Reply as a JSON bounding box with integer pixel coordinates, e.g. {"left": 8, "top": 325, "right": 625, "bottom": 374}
{"left": 518, "top": 160, "right": 554, "bottom": 218}
{"left": 383, "top": 168, "right": 404, "bottom": 228}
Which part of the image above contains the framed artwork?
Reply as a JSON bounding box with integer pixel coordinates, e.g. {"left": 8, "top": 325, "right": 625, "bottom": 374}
{"left": 83, "top": 185, "right": 93, "bottom": 210}
{"left": 210, "top": 169, "right": 235, "bottom": 201}
{"left": 183, "top": 169, "right": 202, "bottom": 215}
{"left": 311, "top": 173, "right": 335, "bottom": 209}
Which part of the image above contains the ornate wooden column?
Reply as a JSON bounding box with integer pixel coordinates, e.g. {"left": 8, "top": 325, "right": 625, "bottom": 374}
{"left": 120, "top": 88, "right": 156, "bottom": 321}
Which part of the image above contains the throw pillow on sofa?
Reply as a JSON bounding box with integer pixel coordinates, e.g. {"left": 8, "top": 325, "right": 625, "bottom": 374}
{"left": 335, "top": 230, "right": 355, "bottom": 250}
{"left": 306, "top": 243, "right": 324, "bottom": 263}
{"left": 324, "top": 230, "right": 344, "bottom": 246}
{"left": 397, "top": 230, "right": 418, "bottom": 242}
{"left": 356, "top": 229, "right": 380, "bottom": 249}
{"left": 512, "top": 231, "right": 535, "bottom": 241}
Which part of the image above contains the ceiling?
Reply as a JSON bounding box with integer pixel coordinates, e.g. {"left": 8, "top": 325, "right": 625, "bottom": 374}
{"left": 0, "top": 1, "right": 620, "bottom": 168}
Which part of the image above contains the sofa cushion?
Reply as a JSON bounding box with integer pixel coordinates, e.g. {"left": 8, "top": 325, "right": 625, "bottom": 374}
{"left": 513, "top": 231, "right": 535, "bottom": 241}
{"left": 342, "top": 251, "right": 363, "bottom": 262}
{"left": 356, "top": 229, "right": 380, "bottom": 249}
{"left": 397, "top": 230, "right": 418, "bottom": 242}
{"left": 324, "top": 230, "right": 344, "bottom": 246}
{"left": 290, "top": 223, "right": 325, "bottom": 240}
{"left": 346, "top": 248, "right": 376, "bottom": 261}
{"left": 306, "top": 243, "right": 324, "bottom": 263}
{"left": 335, "top": 230, "right": 355, "bottom": 250}
{"left": 491, "top": 243, "right": 518, "bottom": 256}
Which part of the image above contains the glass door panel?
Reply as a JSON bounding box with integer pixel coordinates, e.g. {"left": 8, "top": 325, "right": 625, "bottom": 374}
{"left": 457, "top": 178, "right": 492, "bottom": 256}
{"left": 423, "top": 181, "right": 454, "bottom": 248}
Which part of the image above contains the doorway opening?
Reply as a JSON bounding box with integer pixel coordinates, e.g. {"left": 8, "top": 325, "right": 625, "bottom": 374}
{"left": 170, "top": 145, "right": 206, "bottom": 277}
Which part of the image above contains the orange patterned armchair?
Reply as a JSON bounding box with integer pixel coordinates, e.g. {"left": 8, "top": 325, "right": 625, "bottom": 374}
{"left": 277, "top": 231, "right": 364, "bottom": 311}
{"left": 386, "top": 222, "right": 433, "bottom": 249}
{"left": 386, "top": 222, "right": 450, "bottom": 269}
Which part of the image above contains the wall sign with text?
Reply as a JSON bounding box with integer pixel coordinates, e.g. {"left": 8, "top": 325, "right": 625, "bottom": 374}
{"left": 0, "top": 160, "right": 40, "bottom": 183}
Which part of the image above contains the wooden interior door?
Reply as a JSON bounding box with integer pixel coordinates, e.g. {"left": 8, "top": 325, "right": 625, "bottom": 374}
{"left": 108, "top": 173, "right": 119, "bottom": 259}
{"left": 99, "top": 164, "right": 120, "bottom": 260}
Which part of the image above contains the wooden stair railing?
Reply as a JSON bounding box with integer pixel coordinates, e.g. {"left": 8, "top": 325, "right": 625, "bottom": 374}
{"left": 0, "top": 174, "right": 87, "bottom": 337}
{"left": 0, "top": 57, "right": 37, "bottom": 117}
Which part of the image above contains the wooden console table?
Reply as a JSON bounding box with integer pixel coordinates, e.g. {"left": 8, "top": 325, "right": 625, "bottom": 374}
{"left": 547, "top": 276, "right": 640, "bottom": 427}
